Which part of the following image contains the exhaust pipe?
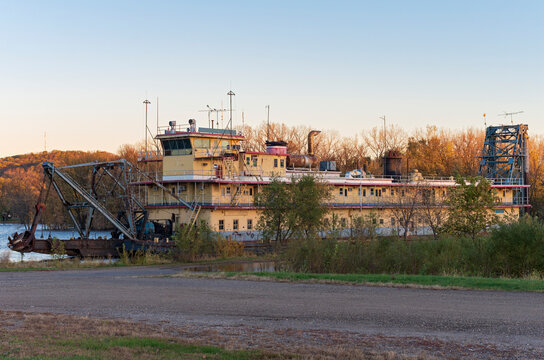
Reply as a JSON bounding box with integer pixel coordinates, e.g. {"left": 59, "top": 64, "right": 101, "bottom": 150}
{"left": 308, "top": 130, "right": 321, "bottom": 156}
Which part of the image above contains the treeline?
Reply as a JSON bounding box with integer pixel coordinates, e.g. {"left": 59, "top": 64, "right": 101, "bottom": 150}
{"left": 0, "top": 150, "right": 118, "bottom": 225}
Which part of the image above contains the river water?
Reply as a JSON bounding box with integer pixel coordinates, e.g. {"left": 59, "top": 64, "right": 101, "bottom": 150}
{"left": 0, "top": 224, "right": 110, "bottom": 262}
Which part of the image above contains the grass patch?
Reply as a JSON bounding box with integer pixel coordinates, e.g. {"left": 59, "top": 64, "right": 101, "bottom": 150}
{"left": 223, "top": 271, "right": 544, "bottom": 292}
{"left": 0, "top": 311, "right": 278, "bottom": 360}
{"left": 50, "top": 337, "right": 265, "bottom": 360}
{"left": 0, "top": 252, "right": 269, "bottom": 272}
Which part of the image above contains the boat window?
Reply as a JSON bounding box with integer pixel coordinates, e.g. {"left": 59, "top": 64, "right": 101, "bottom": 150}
{"left": 161, "top": 138, "right": 192, "bottom": 156}
{"left": 194, "top": 138, "right": 210, "bottom": 149}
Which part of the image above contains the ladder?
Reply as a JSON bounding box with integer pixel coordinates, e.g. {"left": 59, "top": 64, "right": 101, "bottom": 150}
{"left": 223, "top": 156, "right": 235, "bottom": 178}
{"left": 230, "top": 185, "right": 241, "bottom": 206}
{"left": 184, "top": 204, "right": 201, "bottom": 233}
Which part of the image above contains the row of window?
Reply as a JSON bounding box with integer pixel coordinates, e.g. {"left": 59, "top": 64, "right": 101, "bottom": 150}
{"left": 221, "top": 186, "right": 254, "bottom": 196}
{"left": 337, "top": 187, "right": 452, "bottom": 198}
{"left": 339, "top": 187, "right": 403, "bottom": 197}
{"left": 218, "top": 219, "right": 253, "bottom": 231}
{"left": 245, "top": 157, "right": 285, "bottom": 168}
{"left": 323, "top": 216, "right": 442, "bottom": 228}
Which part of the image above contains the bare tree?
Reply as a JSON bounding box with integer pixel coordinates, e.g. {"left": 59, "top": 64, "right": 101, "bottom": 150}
{"left": 420, "top": 186, "right": 448, "bottom": 240}
{"left": 389, "top": 183, "right": 422, "bottom": 240}
{"left": 361, "top": 124, "right": 407, "bottom": 160}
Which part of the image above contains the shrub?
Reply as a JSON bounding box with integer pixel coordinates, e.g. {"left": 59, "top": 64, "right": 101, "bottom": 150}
{"left": 281, "top": 217, "right": 544, "bottom": 278}
{"left": 174, "top": 221, "right": 216, "bottom": 262}
{"left": 487, "top": 215, "right": 544, "bottom": 277}
{"left": 214, "top": 237, "right": 245, "bottom": 258}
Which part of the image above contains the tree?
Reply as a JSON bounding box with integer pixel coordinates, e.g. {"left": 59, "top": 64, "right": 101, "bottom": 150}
{"left": 255, "top": 175, "right": 330, "bottom": 246}
{"left": 290, "top": 176, "right": 331, "bottom": 239}
{"left": 420, "top": 187, "right": 448, "bottom": 240}
{"left": 442, "top": 176, "right": 499, "bottom": 239}
{"left": 389, "top": 184, "right": 422, "bottom": 240}
{"left": 255, "top": 179, "right": 296, "bottom": 246}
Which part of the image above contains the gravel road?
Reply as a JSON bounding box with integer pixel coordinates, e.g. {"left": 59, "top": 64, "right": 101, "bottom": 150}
{"left": 1, "top": 266, "right": 543, "bottom": 358}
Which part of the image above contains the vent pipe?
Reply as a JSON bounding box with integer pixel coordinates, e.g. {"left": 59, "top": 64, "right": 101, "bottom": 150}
{"left": 308, "top": 130, "right": 321, "bottom": 156}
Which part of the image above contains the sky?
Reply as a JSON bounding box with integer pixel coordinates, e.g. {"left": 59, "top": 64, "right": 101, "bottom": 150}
{"left": 0, "top": 0, "right": 542, "bottom": 157}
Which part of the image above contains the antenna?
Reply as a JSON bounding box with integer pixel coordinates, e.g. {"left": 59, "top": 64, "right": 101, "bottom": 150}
{"left": 143, "top": 99, "right": 151, "bottom": 155}
{"left": 156, "top": 97, "right": 159, "bottom": 136}
{"left": 483, "top": 113, "right": 487, "bottom": 127}
{"left": 498, "top": 111, "right": 524, "bottom": 125}
{"left": 227, "top": 90, "right": 235, "bottom": 131}
{"left": 266, "top": 105, "right": 270, "bottom": 141}
{"left": 199, "top": 106, "right": 228, "bottom": 129}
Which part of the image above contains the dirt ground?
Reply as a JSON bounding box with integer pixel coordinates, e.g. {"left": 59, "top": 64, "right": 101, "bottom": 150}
{"left": 0, "top": 310, "right": 541, "bottom": 360}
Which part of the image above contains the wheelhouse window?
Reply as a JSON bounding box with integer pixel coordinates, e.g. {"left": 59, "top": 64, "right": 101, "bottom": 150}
{"left": 218, "top": 220, "right": 224, "bottom": 230}
{"left": 193, "top": 138, "right": 210, "bottom": 149}
{"left": 247, "top": 219, "right": 253, "bottom": 230}
{"left": 161, "top": 138, "right": 192, "bottom": 156}
{"left": 274, "top": 159, "right": 278, "bottom": 167}
{"left": 233, "top": 219, "right": 239, "bottom": 230}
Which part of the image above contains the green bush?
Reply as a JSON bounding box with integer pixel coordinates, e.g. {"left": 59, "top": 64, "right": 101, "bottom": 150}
{"left": 282, "top": 216, "right": 544, "bottom": 278}
{"left": 487, "top": 215, "right": 544, "bottom": 277}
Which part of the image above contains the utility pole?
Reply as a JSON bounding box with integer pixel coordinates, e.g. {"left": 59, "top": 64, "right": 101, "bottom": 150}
{"left": 143, "top": 99, "right": 151, "bottom": 156}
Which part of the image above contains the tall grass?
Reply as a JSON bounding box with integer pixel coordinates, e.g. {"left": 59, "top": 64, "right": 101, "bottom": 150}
{"left": 283, "top": 216, "right": 544, "bottom": 278}
{"left": 174, "top": 221, "right": 245, "bottom": 262}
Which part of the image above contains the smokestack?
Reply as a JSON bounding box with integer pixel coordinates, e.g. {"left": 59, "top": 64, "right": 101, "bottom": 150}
{"left": 308, "top": 130, "right": 321, "bottom": 156}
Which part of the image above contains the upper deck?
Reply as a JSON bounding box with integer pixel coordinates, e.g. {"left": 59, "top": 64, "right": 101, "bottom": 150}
{"left": 135, "top": 122, "right": 529, "bottom": 189}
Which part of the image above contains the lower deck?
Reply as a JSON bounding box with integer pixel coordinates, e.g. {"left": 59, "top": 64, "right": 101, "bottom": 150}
{"left": 147, "top": 206, "right": 524, "bottom": 242}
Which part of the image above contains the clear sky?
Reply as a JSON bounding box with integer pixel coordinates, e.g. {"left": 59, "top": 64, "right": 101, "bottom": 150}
{"left": 1, "top": 0, "right": 542, "bottom": 157}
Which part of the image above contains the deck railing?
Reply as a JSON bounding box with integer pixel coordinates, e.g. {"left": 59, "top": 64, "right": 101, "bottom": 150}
{"left": 143, "top": 195, "right": 530, "bottom": 208}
